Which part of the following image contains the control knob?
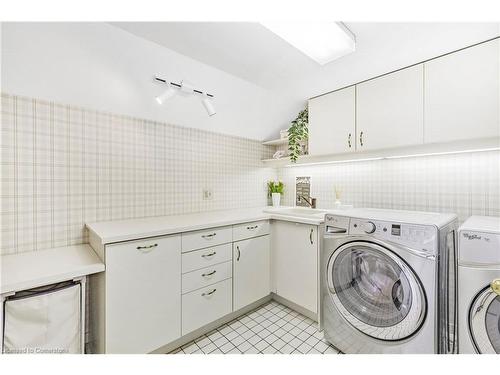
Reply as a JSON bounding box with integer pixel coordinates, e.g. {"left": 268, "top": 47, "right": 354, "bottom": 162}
{"left": 363, "top": 221, "right": 376, "bottom": 234}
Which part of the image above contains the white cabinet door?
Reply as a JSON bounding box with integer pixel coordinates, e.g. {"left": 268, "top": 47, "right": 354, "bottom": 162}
{"left": 356, "top": 64, "right": 424, "bottom": 151}
{"left": 233, "top": 235, "right": 270, "bottom": 311}
{"left": 308, "top": 86, "right": 356, "bottom": 155}
{"left": 272, "top": 221, "right": 318, "bottom": 314}
{"left": 105, "top": 235, "right": 181, "bottom": 353}
{"left": 424, "top": 39, "right": 500, "bottom": 143}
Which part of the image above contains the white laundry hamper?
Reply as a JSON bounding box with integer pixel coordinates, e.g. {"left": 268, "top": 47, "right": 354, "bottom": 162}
{"left": 2, "top": 278, "right": 85, "bottom": 354}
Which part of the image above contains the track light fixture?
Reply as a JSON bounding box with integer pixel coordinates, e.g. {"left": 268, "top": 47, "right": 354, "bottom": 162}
{"left": 154, "top": 76, "right": 216, "bottom": 117}
{"left": 155, "top": 86, "right": 176, "bottom": 104}
{"left": 201, "top": 93, "right": 216, "bottom": 117}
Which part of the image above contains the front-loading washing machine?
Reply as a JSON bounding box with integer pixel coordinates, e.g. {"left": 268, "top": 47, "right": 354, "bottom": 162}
{"left": 320, "top": 208, "right": 458, "bottom": 353}
{"left": 458, "top": 215, "right": 500, "bottom": 354}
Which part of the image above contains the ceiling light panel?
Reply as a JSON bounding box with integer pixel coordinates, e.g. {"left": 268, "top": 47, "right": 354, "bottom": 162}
{"left": 260, "top": 21, "right": 355, "bottom": 65}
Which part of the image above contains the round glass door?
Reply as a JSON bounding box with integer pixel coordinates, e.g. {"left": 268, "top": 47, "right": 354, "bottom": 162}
{"left": 327, "top": 241, "right": 427, "bottom": 341}
{"left": 469, "top": 283, "right": 500, "bottom": 354}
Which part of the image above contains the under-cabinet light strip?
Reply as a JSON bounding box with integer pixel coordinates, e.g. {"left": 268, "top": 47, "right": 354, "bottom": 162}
{"left": 284, "top": 147, "right": 500, "bottom": 167}
{"left": 384, "top": 147, "right": 500, "bottom": 159}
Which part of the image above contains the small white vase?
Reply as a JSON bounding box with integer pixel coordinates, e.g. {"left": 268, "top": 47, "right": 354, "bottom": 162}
{"left": 272, "top": 193, "right": 281, "bottom": 207}
{"left": 334, "top": 199, "right": 342, "bottom": 209}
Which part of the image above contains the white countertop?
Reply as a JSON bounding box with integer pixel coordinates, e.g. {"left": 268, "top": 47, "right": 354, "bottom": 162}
{"left": 1, "top": 245, "right": 105, "bottom": 294}
{"left": 86, "top": 207, "right": 326, "bottom": 245}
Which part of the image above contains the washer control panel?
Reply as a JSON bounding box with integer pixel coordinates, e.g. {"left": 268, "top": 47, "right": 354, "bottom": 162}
{"left": 325, "top": 214, "right": 438, "bottom": 255}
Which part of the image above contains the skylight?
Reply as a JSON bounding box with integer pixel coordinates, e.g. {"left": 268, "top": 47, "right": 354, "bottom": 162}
{"left": 260, "top": 21, "right": 356, "bottom": 65}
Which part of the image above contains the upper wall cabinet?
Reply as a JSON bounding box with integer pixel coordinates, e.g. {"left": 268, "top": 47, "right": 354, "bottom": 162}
{"left": 424, "top": 39, "right": 500, "bottom": 143}
{"left": 356, "top": 64, "right": 424, "bottom": 151}
{"left": 308, "top": 86, "right": 356, "bottom": 155}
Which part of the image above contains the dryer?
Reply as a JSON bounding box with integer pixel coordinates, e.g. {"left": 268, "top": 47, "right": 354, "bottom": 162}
{"left": 458, "top": 216, "right": 500, "bottom": 354}
{"left": 321, "top": 208, "right": 458, "bottom": 353}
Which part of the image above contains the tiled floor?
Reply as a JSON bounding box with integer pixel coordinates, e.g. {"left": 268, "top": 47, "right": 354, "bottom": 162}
{"left": 171, "top": 300, "right": 341, "bottom": 354}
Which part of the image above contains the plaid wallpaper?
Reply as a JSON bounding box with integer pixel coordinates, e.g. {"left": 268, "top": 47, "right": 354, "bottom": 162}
{"left": 277, "top": 150, "right": 500, "bottom": 224}
{"left": 2, "top": 92, "right": 499, "bottom": 256}
{"left": 1, "top": 93, "right": 275, "bottom": 255}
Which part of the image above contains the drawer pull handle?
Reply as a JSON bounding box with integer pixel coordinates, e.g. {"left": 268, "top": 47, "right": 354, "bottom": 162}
{"left": 202, "top": 270, "right": 216, "bottom": 277}
{"left": 309, "top": 229, "right": 314, "bottom": 245}
{"left": 202, "top": 251, "right": 217, "bottom": 258}
{"left": 246, "top": 225, "right": 258, "bottom": 230}
{"left": 202, "top": 288, "right": 217, "bottom": 297}
{"left": 348, "top": 133, "right": 352, "bottom": 148}
{"left": 236, "top": 245, "right": 241, "bottom": 261}
{"left": 136, "top": 243, "right": 158, "bottom": 251}
{"left": 359, "top": 131, "right": 364, "bottom": 147}
{"left": 201, "top": 233, "right": 217, "bottom": 239}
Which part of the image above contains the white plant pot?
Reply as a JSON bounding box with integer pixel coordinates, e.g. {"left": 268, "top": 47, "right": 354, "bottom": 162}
{"left": 272, "top": 193, "right": 281, "bottom": 207}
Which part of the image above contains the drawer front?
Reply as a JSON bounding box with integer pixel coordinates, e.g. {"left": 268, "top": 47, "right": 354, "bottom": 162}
{"left": 181, "top": 226, "right": 232, "bottom": 252}
{"left": 182, "top": 261, "right": 232, "bottom": 294}
{"left": 182, "top": 278, "right": 232, "bottom": 335}
{"left": 232, "top": 220, "right": 270, "bottom": 242}
{"left": 182, "top": 243, "right": 232, "bottom": 273}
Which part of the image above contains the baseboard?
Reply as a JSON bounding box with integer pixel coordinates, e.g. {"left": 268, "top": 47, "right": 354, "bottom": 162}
{"left": 270, "top": 293, "right": 318, "bottom": 322}
{"left": 151, "top": 294, "right": 272, "bottom": 354}
{"left": 145, "top": 293, "right": 318, "bottom": 354}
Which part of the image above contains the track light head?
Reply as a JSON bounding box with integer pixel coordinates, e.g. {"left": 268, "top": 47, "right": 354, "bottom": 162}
{"left": 155, "top": 86, "right": 176, "bottom": 104}
{"left": 201, "top": 94, "right": 216, "bottom": 116}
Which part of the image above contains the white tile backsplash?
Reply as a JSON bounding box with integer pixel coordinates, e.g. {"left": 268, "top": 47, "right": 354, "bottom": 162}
{"left": 277, "top": 150, "right": 500, "bottom": 224}
{"left": 1, "top": 93, "right": 276, "bottom": 255}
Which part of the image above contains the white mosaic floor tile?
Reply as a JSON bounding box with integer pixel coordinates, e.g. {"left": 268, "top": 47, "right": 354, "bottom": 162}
{"left": 170, "top": 301, "right": 341, "bottom": 354}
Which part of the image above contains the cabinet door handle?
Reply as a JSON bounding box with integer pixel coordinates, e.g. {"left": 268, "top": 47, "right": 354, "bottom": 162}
{"left": 136, "top": 243, "right": 158, "bottom": 252}
{"left": 359, "top": 131, "right": 364, "bottom": 147}
{"left": 202, "top": 251, "right": 217, "bottom": 258}
{"left": 246, "top": 225, "right": 258, "bottom": 230}
{"left": 201, "top": 233, "right": 217, "bottom": 239}
{"left": 348, "top": 133, "right": 352, "bottom": 148}
{"left": 202, "top": 288, "right": 217, "bottom": 297}
{"left": 201, "top": 270, "right": 216, "bottom": 277}
{"left": 236, "top": 245, "right": 241, "bottom": 261}
{"left": 309, "top": 229, "right": 314, "bottom": 245}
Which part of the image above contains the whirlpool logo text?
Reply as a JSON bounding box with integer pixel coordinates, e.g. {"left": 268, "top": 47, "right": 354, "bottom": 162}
{"left": 462, "top": 233, "right": 482, "bottom": 240}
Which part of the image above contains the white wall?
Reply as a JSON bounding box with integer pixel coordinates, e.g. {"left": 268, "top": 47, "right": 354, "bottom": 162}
{"left": 1, "top": 22, "right": 298, "bottom": 141}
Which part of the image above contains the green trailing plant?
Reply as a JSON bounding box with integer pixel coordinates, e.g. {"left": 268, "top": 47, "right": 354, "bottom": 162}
{"left": 267, "top": 180, "right": 284, "bottom": 197}
{"left": 288, "top": 107, "right": 308, "bottom": 163}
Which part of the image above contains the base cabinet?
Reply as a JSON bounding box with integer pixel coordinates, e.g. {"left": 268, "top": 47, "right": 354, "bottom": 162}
{"left": 233, "top": 235, "right": 270, "bottom": 311}
{"left": 105, "top": 235, "right": 181, "bottom": 354}
{"left": 272, "top": 221, "right": 319, "bottom": 314}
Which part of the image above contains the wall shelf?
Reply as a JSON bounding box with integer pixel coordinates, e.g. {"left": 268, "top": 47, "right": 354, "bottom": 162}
{"left": 262, "top": 138, "right": 288, "bottom": 146}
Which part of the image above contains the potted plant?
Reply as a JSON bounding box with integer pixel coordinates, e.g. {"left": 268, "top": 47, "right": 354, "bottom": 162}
{"left": 268, "top": 180, "right": 284, "bottom": 207}
{"left": 288, "top": 107, "right": 308, "bottom": 163}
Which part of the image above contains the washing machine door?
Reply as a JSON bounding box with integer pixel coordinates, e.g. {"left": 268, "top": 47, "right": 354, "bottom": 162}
{"left": 469, "top": 279, "right": 500, "bottom": 354}
{"left": 327, "top": 241, "right": 427, "bottom": 341}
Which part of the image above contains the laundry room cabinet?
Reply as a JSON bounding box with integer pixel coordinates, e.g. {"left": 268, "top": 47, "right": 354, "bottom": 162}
{"left": 355, "top": 64, "right": 424, "bottom": 151}
{"left": 233, "top": 235, "right": 270, "bottom": 311}
{"left": 302, "top": 39, "right": 500, "bottom": 163}
{"left": 424, "top": 38, "right": 500, "bottom": 143}
{"left": 308, "top": 86, "right": 356, "bottom": 155}
{"left": 104, "top": 235, "right": 181, "bottom": 354}
{"left": 271, "top": 221, "right": 319, "bottom": 315}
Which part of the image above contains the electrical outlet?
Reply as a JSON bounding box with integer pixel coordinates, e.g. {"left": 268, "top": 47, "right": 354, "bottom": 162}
{"left": 203, "top": 189, "right": 213, "bottom": 200}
